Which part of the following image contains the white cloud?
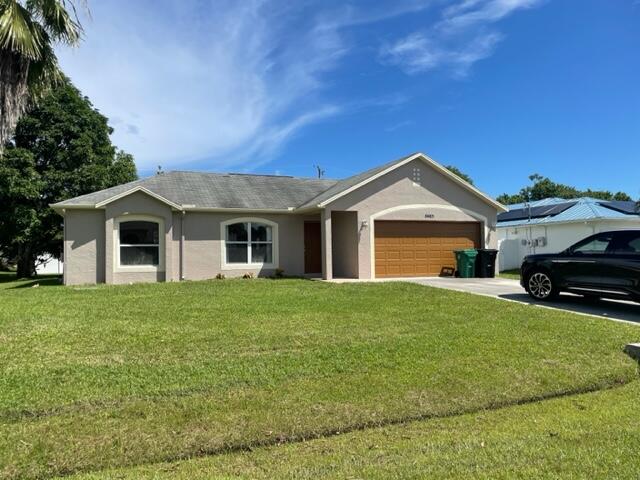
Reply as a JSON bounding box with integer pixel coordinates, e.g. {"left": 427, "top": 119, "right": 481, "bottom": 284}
{"left": 385, "top": 120, "right": 414, "bottom": 132}
{"left": 380, "top": 0, "right": 542, "bottom": 76}
{"left": 57, "top": 0, "right": 429, "bottom": 173}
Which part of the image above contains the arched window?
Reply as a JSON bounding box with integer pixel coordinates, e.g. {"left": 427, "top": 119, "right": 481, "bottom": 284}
{"left": 118, "top": 220, "right": 160, "bottom": 266}
{"left": 223, "top": 220, "right": 276, "bottom": 267}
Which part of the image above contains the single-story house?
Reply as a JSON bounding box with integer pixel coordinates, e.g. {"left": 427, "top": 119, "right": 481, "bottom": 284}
{"left": 497, "top": 197, "right": 640, "bottom": 270}
{"left": 51, "top": 152, "right": 506, "bottom": 285}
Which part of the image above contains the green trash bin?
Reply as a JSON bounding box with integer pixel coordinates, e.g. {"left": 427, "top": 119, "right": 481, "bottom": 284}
{"left": 454, "top": 249, "right": 478, "bottom": 278}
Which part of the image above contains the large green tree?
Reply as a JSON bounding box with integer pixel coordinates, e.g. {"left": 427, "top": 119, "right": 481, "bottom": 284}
{"left": 0, "top": 80, "right": 137, "bottom": 277}
{"left": 497, "top": 174, "right": 633, "bottom": 205}
{"left": 0, "top": 0, "right": 84, "bottom": 147}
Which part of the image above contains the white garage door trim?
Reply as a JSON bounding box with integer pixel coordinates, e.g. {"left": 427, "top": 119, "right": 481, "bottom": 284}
{"left": 369, "top": 204, "right": 490, "bottom": 279}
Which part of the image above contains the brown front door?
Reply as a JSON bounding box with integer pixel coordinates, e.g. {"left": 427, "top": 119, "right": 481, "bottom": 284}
{"left": 304, "top": 222, "right": 322, "bottom": 274}
{"left": 374, "top": 221, "right": 481, "bottom": 278}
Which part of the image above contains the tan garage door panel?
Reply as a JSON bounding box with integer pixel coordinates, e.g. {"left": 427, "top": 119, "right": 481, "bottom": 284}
{"left": 375, "top": 221, "right": 481, "bottom": 278}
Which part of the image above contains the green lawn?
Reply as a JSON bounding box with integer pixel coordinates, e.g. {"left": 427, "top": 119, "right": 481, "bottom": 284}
{"left": 0, "top": 275, "right": 637, "bottom": 479}
{"left": 69, "top": 382, "right": 640, "bottom": 480}
{"left": 498, "top": 268, "right": 521, "bottom": 280}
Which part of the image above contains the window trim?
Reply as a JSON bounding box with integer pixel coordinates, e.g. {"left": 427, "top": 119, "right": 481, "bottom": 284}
{"left": 114, "top": 215, "right": 165, "bottom": 272}
{"left": 220, "top": 217, "right": 278, "bottom": 270}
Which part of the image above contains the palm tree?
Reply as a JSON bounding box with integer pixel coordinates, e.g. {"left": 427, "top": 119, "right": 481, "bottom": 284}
{"left": 0, "top": 0, "right": 83, "bottom": 147}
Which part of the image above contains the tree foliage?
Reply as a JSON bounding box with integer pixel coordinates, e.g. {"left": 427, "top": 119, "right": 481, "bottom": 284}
{"left": 497, "top": 174, "right": 633, "bottom": 205}
{"left": 445, "top": 165, "right": 474, "bottom": 185}
{"left": 0, "top": 0, "right": 84, "bottom": 146}
{"left": 0, "top": 80, "right": 137, "bottom": 277}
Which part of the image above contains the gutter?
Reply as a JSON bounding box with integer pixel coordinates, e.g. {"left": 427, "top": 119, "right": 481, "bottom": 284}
{"left": 62, "top": 209, "right": 66, "bottom": 286}
{"left": 180, "top": 211, "right": 185, "bottom": 281}
{"left": 497, "top": 216, "right": 640, "bottom": 229}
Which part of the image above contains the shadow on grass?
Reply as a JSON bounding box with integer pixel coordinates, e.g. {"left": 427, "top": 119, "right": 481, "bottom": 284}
{"left": 499, "top": 292, "right": 640, "bottom": 324}
{"left": 0, "top": 273, "right": 63, "bottom": 289}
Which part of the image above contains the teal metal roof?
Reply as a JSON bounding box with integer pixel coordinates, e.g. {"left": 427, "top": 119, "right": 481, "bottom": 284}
{"left": 497, "top": 197, "right": 639, "bottom": 227}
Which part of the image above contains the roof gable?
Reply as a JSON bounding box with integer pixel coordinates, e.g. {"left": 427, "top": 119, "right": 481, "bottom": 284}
{"left": 94, "top": 186, "right": 182, "bottom": 209}
{"left": 299, "top": 152, "right": 507, "bottom": 211}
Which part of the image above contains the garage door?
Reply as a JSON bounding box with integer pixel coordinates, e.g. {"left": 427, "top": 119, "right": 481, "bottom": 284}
{"left": 374, "top": 221, "right": 481, "bottom": 278}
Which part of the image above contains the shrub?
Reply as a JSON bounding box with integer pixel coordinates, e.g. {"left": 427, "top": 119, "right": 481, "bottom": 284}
{"left": 274, "top": 268, "right": 285, "bottom": 279}
{"left": 242, "top": 272, "right": 255, "bottom": 279}
{"left": 215, "top": 273, "right": 226, "bottom": 280}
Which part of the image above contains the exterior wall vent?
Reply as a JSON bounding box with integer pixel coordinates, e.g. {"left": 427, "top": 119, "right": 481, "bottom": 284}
{"left": 412, "top": 167, "right": 421, "bottom": 185}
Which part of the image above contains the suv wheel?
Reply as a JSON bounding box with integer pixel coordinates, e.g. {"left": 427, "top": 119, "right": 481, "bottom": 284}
{"left": 526, "top": 271, "right": 557, "bottom": 301}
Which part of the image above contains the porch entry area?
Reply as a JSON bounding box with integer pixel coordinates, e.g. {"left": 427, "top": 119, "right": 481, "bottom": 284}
{"left": 305, "top": 211, "right": 360, "bottom": 278}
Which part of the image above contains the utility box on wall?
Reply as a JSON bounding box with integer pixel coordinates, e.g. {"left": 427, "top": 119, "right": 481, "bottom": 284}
{"left": 535, "top": 237, "right": 547, "bottom": 247}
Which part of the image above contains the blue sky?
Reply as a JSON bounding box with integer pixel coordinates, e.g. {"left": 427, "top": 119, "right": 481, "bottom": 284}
{"left": 58, "top": 0, "right": 640, "bottom": 198}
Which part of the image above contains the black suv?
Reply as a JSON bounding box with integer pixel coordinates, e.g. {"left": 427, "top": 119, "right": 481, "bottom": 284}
{"left": 520, "top": 230, "right": 640, "bottom": 302}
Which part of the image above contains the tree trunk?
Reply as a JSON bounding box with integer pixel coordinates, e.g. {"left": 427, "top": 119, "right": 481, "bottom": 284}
{"left": 16, "top": 244, "right": 36, "bottom": 279}
{"left": 0, "top": 48, "right": 30, "bottom": 148}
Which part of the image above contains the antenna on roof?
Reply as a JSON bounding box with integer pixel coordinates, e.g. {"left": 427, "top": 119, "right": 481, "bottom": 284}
{"left": 156, "top": 165, "right": 164, "bottom": 175}
{"left": 314, "top": 165, "right": 325, "bottom": 179}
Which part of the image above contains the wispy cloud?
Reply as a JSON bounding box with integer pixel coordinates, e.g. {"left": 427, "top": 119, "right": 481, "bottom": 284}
{"left": 380, "top": 0, "right": 543, "bottom": 76}
{"left": 58, "top": 0, "right": 429, "bottom": 173}
{"left": 385, "top": 120, "right": 414, "bottom": 132}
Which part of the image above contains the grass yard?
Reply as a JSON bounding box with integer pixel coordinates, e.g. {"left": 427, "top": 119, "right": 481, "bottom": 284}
{"left": 0, "top": 274, "right": 638, "bottom": 479}
{"left": 69, "top": 382, "right": 640, "bottom": 480}
{"left": 498, "top": 268, "right": 521, "bottom": 280}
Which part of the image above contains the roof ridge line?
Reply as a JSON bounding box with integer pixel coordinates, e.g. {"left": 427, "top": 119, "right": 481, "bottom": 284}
{"left": 581, "top": 197, "right": 603, "bottom": 218}
{"left": 166, "top": 169, "right": 336, "bottom": 182}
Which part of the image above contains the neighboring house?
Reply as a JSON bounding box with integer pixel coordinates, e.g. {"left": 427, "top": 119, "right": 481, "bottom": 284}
{"left": 497, "top": 197, "right": 640, "bottom": 270}
{"left": 51, "top": 152, "right": 506, "bottom": 285}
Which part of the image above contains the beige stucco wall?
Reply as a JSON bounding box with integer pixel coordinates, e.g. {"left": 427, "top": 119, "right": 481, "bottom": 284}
{"left": 326, "top": 158, "right": 499, "bottom": 279}
{"left": 104, "top": 191, "right": 175, "bottom": 284}
{"left": 64, "top": 209, "right": 106, "bottom": 285}
{"left": 331, "top": 211, "right": 358, "bottom": 278}
{"left": 172, "top": 211, "right": 183, "bottom": 280}
{"left": 62, "top": 200, "right": 317, "bottom": 285}
{"left": 181, "top": 212, "right": 313, "bottom": 280}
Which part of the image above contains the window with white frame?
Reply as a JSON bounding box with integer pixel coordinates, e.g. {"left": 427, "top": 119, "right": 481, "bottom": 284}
{"left": 225, "top": 221, "right": 274, "bottom": 265}
{"left": 119, "top": 220, "right": 160, "bottom": 266}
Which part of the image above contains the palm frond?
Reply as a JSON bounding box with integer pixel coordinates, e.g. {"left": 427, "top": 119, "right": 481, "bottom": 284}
{"left": 0, "top": 0, "right": 44, "bottom": 59}
{"left": 0, "top": 0, "right": 83, "bottom": 147}
{"left": 26, "top": 0, "right": 83, "bottom": 44}
{"left": 26, "top": 35, "right": 63, "bottom": 100}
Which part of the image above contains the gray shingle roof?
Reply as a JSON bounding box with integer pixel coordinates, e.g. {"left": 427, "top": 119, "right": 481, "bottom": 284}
{"left": 53, "top": 171, "right": 338, "bottom": 210}
{"left": 53, "top": 154, "right": 417, "bottom": 211}
{"left": 52, "top": 152, "right": 503, "bottom": 212}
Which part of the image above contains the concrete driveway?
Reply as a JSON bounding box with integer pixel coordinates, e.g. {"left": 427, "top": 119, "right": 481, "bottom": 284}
{"left": 411, "top": 277, "right": 640, "bottom": 325}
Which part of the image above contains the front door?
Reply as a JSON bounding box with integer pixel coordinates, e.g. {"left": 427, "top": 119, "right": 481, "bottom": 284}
{"left": 304, "top": 222, "right": 322, "bottom": 274}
